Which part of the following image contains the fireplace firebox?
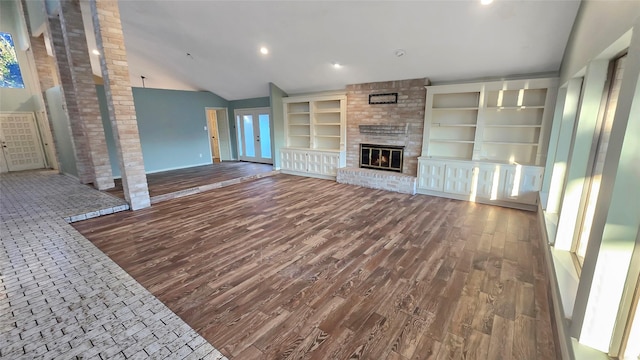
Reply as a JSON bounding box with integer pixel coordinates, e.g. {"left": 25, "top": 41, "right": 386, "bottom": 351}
{"left": 360, "top": 144, "right": 404, "bottom": 173}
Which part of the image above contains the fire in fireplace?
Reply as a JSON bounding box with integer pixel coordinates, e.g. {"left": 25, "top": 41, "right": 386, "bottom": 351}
{"left": 360, "top": 144, "right": 404, "bottom": 173}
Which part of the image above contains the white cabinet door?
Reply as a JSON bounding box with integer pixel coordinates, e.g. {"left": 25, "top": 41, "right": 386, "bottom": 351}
{"left": 444, "top": 163, "right": 475, "bottom": 195}
{"left": 280, "top": 149, "right": 342, "bottom": 178}
{"left": 418, "top": 159, "right": 445, "bottom": 191}
{"left": 500, "top": 165, "right": 543, "bottom": 205}
{"left": 280, "top": 149, "right": 294, "bottom": 170}
{"left": 291, "top": 150, "right": 308, "bottom": 172}
{"left": 475, "top": 163, "right": 500, "bottom": 199}
{"left": 321, "top": 153, "right": 340, "bottom": 176}
{"left": 307, "top": 152, "right": 323, "bottom": 174}
{"left": 501, "top": 165, "right": 528, "bottom": 202}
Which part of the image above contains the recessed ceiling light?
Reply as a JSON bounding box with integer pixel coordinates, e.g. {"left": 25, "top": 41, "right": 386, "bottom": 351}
{"left": 92, "top": 49, "right": 100, "bottom": 56}
{"left": 481, "top": 0, "right": 493, "bottom": 5}
{"left": 332, "top": 62, "right": 342, "bottom": 69}
{"left": 260, "top": 47, "right": 269, "bottom": 55}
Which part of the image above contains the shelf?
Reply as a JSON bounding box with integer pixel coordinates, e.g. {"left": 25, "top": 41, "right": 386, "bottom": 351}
{"left": 474, "top": 158, "right": 526, "bottom": 165}
{"left": 421, "top": 79, "right": 555, "bottom": 198}
{"left": 486, "top": 106, "right": 545, "bottom": 110}
{"left": 428, "top": 141, "right": 474, "bottom": 160}
{"left": 314, "top": 100, "right": 341, "bottom": 111}
{"left": 432, "top": 107, "right": 479, "bottom": 111}
{"left": 284, "top": 95, "right": 345, "bottom": 167}
{"left": 421, "top": 156, "right": 473, "bottom": 161}
{"left": 287, "top": 102, "right": 310, "bottom": 113}
{"left": 433, "top": 92, "right": 480, "bottom": 108}
{"left": 481, "top": 158, "right": 536, "bottom": 166}
{"left": 485, "top": 124, "right": 542, "bottom": 128}
{"left": 430, "top": 139, "right": 475, "bottom": 144}
{"left": 483, "top": 141, "right": 539, "bottom": 146}
{"left": 432, "top": 123, "right": 477, "bottom": 127}
{"left": 486, "top": 88, "right": 548, "bottom": 108}
{"left": 483, "top": 107, "right": 543, "bottom": 126}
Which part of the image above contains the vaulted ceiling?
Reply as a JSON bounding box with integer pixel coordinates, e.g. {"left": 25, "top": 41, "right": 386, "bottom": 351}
{"left": 83, "top": 0, "right": 581, "bottom": 100}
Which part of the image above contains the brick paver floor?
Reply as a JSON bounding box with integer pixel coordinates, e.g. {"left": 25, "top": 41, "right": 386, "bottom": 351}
{"left": 0, "top": 170, "right": 226, "bottom": 359}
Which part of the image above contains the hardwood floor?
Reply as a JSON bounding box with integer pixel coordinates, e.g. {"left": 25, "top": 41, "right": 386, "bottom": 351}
{"left": 105, "top": 161, "right": 274, "bottom": 199}
{"left": 75, "top": 174, "right": 558, "bottom": 360}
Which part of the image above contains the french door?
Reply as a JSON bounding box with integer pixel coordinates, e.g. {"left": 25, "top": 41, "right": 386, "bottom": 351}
{"left": 235, "top": 108, "right": 272, "bottom": 164}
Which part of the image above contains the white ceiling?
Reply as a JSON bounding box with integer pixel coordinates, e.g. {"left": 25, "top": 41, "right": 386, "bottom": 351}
{"left": 83, "top": 0, "right": 581, "bottom": 100}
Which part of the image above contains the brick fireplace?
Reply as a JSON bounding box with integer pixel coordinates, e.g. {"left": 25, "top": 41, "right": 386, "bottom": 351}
{"left": 345, "top": 78, "right": 428, "bottom": 176}
{"left": 360, "top": 143, "right": 404, "bottom": 173}
{"left": 336, "top": 78, "right": 429, "bottom": 194}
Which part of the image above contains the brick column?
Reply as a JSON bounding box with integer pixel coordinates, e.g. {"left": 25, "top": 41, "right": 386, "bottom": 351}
{"left": 30, "top": 35, "right": 56, "bottom": 91}
{"left": 20, "top": 0, "right": 61, "bottom": 169}
{"left": 57, "top": 0, "right": 114, "bottom": 190}
{"left": 48, "top": 15, "right": 94, "bottom": 184}
{"left": 29, "top": 34, "right": 62, "bottom": 170}
{"left": 89, "top": 0, "right": 150, "bottom": 210}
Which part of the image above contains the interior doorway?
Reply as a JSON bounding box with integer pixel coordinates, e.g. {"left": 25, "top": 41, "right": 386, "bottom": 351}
{"left": 235, "top": 107, "right": 272, "bottom": 164}
{"left": 206, "top": 108, "right": 232, "bottom": 162}
{"left": 207, "top": 109, "right": 221, "bottom": 163}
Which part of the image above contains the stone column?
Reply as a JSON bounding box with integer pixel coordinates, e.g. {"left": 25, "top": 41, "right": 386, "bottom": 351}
{"left": 48, "top": 14, "right": 94, "bottom": 184}
{"left": 29, "top": 34, "right": 62, "bottom": 170}
{"left": 57, "top": 0, "right": 114, "bottom": 190}
{"left": 30, "top": 35, "right": 56, "bottom": 91}
{"left": 89, "top": 0, "right": 150, "bottom": 210}
{"left": 20, "top": 0, "right": 61, "bottom": 169}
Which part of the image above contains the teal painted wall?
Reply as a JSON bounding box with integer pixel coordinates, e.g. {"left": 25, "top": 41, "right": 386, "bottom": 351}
{"left": 227, "top": 96, "right": 270, "bottom": 159}
{"left": 96, "top": 86, "right": 229, "bottom": 177}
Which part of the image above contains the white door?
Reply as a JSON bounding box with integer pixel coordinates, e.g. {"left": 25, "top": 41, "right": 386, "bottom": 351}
{"left": 235, "top": 108, "right": 272, "bottom": 164}
{"left": 0, "top": 112, "right": 45, "bottom": 172}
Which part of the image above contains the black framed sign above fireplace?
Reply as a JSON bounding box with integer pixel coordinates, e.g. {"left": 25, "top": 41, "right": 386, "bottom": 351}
{"left": 368, "top": 92, "right": 398, "bottom": 104}
{"left": 360, "top": 144, "right": 404, "bottom": 173}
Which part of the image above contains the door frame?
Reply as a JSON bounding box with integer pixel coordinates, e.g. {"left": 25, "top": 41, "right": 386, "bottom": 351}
{"left": 205, "top": 107, "right": 233, "bottom": 162}
{"left": 234, "top": 107, "right": 273, "bottom": 164}
{"left": 206, "top": 109, "right": 221, "bottom": 162}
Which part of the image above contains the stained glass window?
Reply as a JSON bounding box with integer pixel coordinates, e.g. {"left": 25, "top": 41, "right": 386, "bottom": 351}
{"left": 0, "top": 32, "right": 25, "bottom": 88}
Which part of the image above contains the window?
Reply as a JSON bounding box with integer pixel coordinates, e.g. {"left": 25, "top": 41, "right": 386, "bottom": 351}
{"left": 573, "top": 53, "right": 627, "bottom": 267}
{"left": 0, "top": 32, "right": 25, "bottom": 88}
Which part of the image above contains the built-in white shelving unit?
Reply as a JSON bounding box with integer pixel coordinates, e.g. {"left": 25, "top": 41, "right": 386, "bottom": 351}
{"left": 418, "top": 78, "right": 558, "bottom": 210}
{"left": 281, "top": 93, "right": 346, "bottom": 179}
